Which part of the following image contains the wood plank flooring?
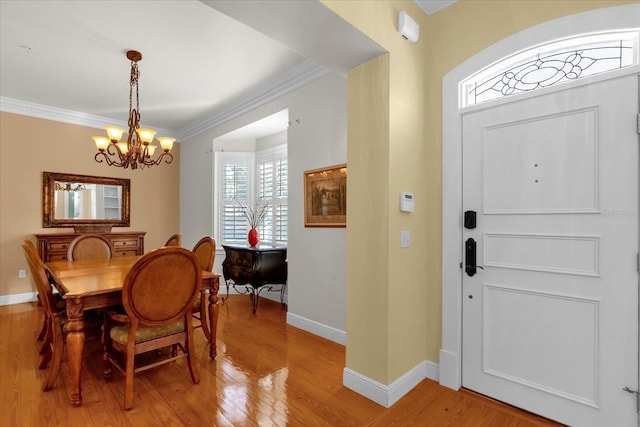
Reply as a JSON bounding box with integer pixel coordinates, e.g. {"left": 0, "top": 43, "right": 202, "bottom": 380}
{"left": 0, "top": 296, "right": 563, "bottom": 426}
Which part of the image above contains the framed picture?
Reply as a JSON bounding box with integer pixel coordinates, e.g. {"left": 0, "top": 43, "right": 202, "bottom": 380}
{"left": 304, "top": 163, "right": 347, "bottom": 227}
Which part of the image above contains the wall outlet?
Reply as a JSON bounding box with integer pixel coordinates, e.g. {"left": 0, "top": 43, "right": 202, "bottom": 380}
{"left": 18, "top": 269, "right": 26, "bottom": 279}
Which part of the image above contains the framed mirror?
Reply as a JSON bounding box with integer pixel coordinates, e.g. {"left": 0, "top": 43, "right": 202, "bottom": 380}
{"left": 42, "top": 172, "right": 130, "bottom": 230}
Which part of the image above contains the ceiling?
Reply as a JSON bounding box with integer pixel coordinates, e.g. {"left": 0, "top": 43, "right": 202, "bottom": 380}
{"left": 0, "top": 1, "right": 455, "bottom": 141}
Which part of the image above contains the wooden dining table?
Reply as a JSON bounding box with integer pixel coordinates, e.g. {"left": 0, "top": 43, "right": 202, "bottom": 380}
{"left": 47, "top": 255, "right": 220, "bottom": 407}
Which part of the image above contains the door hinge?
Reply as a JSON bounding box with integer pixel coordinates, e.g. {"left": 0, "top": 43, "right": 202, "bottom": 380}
{"left": 637, "top": 253, "right": 640, "bottom": 275}
{"left": 623, "top": 387, "right": 640, "bottom": 413}
{"left": 637, "top": 113, "right": 640, "bottom": 134}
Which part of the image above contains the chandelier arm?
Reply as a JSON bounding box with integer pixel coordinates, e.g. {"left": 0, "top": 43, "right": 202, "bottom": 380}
{"left": 160, "top": 153, "right": 174, "bottom": 165}
{"left": 105, "top": 142, "right": 130, "bottom": 168}
{"left": 95, "top": 151, "right": 116, "bottom": 166}
{"left": 107, "top": 142, "right": 126, "bottom": 164}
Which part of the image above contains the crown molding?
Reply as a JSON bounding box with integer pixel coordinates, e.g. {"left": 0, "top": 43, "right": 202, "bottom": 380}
{"left": 175, "top": 59, "right": 329, "bottom": 141}
{"left": 0, "top": 97, "right": 175, "bottom": 137}
{"left": 1, "top": 59, "right": 329, "bottom": 142}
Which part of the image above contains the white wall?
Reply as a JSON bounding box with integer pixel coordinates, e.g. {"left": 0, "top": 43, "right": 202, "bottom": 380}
{"left": 180, "top": 73, "right": 347, "bottom": 343}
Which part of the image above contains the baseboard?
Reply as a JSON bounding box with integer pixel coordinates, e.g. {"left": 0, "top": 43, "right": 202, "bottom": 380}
{"left": 343, "top": 360, "right": 439, "bottom": 408}
{"left": 0, "top": 291, "right": 37, "bottom": 306}
{"left": 286, "top": 312, "right": 346, "bottom": 345}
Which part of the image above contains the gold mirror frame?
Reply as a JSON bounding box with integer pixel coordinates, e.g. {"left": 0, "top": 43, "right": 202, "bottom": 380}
{"left": 42, "top": 172, "right": 130, "bottom": 229}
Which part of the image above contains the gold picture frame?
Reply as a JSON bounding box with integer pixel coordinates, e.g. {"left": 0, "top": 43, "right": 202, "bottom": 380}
{"left": 304, "top": 164, "right": 347, "bottom": 227}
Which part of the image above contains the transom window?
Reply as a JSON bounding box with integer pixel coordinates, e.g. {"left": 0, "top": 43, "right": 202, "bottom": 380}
{"left": 461, "top": 30, "right": 639, "bottom": 107}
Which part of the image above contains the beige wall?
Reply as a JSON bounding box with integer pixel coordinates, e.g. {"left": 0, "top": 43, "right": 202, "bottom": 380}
{"left": 0, "top": 112, "right": 180, "bottom": 298}
{"left": 326, "top": 0, "right": 431, "bottom": 384}
{"left": 323, "top": 0, "right": 635, "bottom": 386}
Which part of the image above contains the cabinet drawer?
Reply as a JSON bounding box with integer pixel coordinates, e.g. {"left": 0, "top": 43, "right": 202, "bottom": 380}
{"left": 48, "top": 242, "right": 70, "bottom": 251}
{"left": 111, "top": 239, "right": 138, "bottom": 248}
{"left": 114, "top": 249, "right": 138, "bottom": 257}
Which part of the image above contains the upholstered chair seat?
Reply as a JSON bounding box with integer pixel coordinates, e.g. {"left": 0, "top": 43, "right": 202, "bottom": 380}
{"left": 109, "top": 318, "right": 185, "bottom": 345}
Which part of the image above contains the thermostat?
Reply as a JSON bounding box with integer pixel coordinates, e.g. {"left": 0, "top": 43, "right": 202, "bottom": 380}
{"left": 400, "top": 192, "right": 414, "bottom": 212}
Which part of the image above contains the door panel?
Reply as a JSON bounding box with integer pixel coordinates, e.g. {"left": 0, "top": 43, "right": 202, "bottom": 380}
{"left": 483, "top": 108, "right": 599, "bottom": 214}
{"left": 462, "top": 74, "right": 639, "bottom": 427}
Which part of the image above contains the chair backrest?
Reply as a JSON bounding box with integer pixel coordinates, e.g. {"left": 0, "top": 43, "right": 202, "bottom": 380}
{"left": 22, "top": 243, "right": 58, "bottom": 318}
{"left": 67, "top": 234, "right": 114, "bottom": 261}
{"left": 24, "top": 239, "right": 37, "bottom": 254}
{"left": 192, "top": 236, "right": 216, "bottom": 272}
{"left": 121, "top": 247, "right": 201, "bottom": 328}
{"left": 164, "top": 233, "right": 182, "bottom": 247}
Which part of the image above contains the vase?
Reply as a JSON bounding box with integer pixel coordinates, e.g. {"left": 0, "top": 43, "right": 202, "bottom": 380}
{"left": 248, "top": 228, "right": 259, "bottom": 247}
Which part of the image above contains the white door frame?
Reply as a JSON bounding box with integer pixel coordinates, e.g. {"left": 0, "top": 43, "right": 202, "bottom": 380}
{"left": 440, "top": 3, "right": 640, "bottom": 390}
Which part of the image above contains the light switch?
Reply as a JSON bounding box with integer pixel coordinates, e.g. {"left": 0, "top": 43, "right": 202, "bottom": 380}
{"left": 401, "top": 230, "right": 410, "bottom": 248}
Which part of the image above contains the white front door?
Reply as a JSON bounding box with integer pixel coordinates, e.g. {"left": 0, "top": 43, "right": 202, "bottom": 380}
{"left": 462, "top": 72, "right": 639, "bottom": 426}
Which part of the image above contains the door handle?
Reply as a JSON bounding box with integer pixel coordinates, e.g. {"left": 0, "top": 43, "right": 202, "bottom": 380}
{"left": 465, "top": 238, "right": 479, "bottom": 276}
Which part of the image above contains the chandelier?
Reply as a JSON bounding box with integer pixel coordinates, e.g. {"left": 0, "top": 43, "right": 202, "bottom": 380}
{"left": 93, "top": 50, "right": 175, "bottom": 169}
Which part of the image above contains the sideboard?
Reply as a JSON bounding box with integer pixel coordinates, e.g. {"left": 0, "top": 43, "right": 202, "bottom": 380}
{"left": 35, "top": 231, "right": 146, "bottom": 262}
{"left": 221, "top": 244, "right": 287, "bottom": 313}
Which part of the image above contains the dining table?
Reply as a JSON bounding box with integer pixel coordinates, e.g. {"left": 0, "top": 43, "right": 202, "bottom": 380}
{"left": 47, "top": 255, "right": 220, "bottom": 407}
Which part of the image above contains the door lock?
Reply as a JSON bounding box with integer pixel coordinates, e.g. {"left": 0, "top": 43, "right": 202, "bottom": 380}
{"left": 465, "top": 238, "right": 483, "bottom": 277}
{"left": 464, "top": 210, "right": 476, "bottom": 229}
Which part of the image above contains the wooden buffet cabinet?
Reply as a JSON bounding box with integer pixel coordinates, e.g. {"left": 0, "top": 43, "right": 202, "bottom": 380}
{"left": 221, "top": 244, "right": 287, "bottom": 313}
{"left": 35, "top": 231, "right": 146, "bottom": 262}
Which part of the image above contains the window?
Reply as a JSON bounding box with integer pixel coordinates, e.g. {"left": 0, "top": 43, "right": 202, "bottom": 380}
{"left": 461, "top": 30, "right": 639, "bottom": 107}
{"left": 215, "top": 146, "right": 287, "bottom": 245}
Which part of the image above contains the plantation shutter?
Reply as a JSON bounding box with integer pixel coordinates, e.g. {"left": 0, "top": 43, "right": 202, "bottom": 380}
{"left": 258, "top": 156, "right": 287, "bottom": 244}
{"left": 221, "top": 159, "right": 250, "bottom": 242}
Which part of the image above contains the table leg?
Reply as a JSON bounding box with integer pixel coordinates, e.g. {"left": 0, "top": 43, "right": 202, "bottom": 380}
{"left": 65, "top": 297, "right": 85, "bottom": 406}
{"left": 207, "top": 276, "right": 219, "bottom": 359}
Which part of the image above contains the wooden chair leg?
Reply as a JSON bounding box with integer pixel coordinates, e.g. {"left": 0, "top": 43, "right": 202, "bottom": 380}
{"left": 38, "top": 316, "right": 53, "bottom": 354}
{"left": 198, "top": 290, "right": 211, "bottom": 341}
{"left": 102, "top": 319, "right": 113, "bottom": 382}
{"left": 39, "top": 343, "right": 52, "bottom": 370}
{"left": 42, "top": 323, "right": 63, "bottom": 391}
{"left": 124, "top": 349, "right": 135, "bottom": 410}
{"left": 186, "top": 335, "right": 200, "bottom": 384}
{"left": 36, "top": 314, "right": 48, "bottom": 341}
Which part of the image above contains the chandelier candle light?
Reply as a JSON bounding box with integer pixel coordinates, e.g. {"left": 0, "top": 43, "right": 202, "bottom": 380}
{"left": 93, "top": 50, "right": 175, "bottom": 169}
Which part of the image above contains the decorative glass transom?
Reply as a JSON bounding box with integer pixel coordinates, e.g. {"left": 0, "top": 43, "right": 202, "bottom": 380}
{"left": 461, "top": 30, "right": 639, "bottom": 107}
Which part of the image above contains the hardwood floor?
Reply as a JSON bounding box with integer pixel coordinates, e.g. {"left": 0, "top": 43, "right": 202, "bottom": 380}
{"left": 0, "top": 296, "right": 563, "bottom": 426}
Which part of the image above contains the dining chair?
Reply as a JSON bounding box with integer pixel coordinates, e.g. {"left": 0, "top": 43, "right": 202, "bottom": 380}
{"left": 67, "top": 234, "right": 114, "bottom": 261}
{"left": 191, "top": 236, "right": 216, "bottom": 341}
{"left": 164, "top": 233, "right": 182, "bottom": 247}
{"left": 23, "top": 238, "right": 38, "bottom": 254}
{"left": 102, "top": 246, "right": 201, "bottom": 410}
{"left": 24, "top": 240, "right": 66, "bottom": 351}
{"left": 23, "top": 239, "right": 49, "bottom": 343}
{"left": 22, "top": 242, "right": 66, "bottom": 391}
